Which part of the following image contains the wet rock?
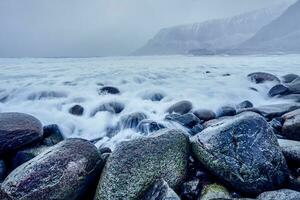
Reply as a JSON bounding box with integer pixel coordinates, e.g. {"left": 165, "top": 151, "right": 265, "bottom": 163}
{"left": 190, "top": 124, "right": 204, "bottom": 136}
{"left": 143, "top": 92, "right": 165, "bottom": 101}
{"left": 27, "top": 91, "right": 67, "bottom": 100}
{"left": 236, "top": 101, "right": 253, "bottom": 110}
{"left": 142, "top": 179, "right": 180, "bottom": 200}
{"left": 166, "top": 100, "right": 193, "bottom": 115}
{"left": 287, "top": 77, "right": 300, "bottom": 94}
{"left": 99, "top": 147, "right": 112, "bottom": 154}
{"left": 280, "top": 94, "right": 300, "bottom": 102}
{"left": 193, "top": 109, "right": 216, "bottom": 121}
{"left": 240, "top": 103, "right": 300, "bottom": 119}
{"left": 137, "top": 119, "right": 166, "bottom": 135}
{"left": 11, "top": 145, "right": 49, "bottom": 169}
{"left": 98, "top": 86, "right": 120, "bottom": 95}
{"left": 0, "top": 160, "right": 6, "bottom": 182}
{"left": 91, "top": 101, "right": 124, "bottom": 116}
{"left": 216, "top": 106, "right": 236, "bottom": 117}
{"left": 282, "top": 74, "right": 299, "bottom": 84}
{"left": 269, "top": 118, "right": 284, "bottom": 134}
{"left": 268, "top": 84, "right": 291, "bottom": 97}
{"left": 191, "top": 112, "right": 288, "bottom": 195}
{"left": 0, "top": 139, "right": 103, "bottom": 200}
{"left": 120, "top": 112, "right": 148, "bottom": 130}
{"left": 247, "top": 72, "right": 280, "bottom": 84}
{"left": 166, "top": 113, "right": 202, "bottom": 129}
{"left": 278, "top": 139, "right": 300, "bottom": 167}
{"left": 0, "top": 113, "right": 43, "bottom": 155}
{"left": 256, "top": 189, "right": 300, "bottom": 200}
{"left": 200, "top": 183, "right": 231, "bottom": 200}
{"left": 94, "top": 129, "right": 190, "bottom": 200}
{"left": 69, "top": 104, "right": 84, "bottom": 116}
{"left": 180, "top": 179, "right": 201, "bottom": 200}
{"left": 282, "top": 111, "right": 300, "bottom": 141}
{"left": 42, "top": 124, "right": 64, "bottom": 146}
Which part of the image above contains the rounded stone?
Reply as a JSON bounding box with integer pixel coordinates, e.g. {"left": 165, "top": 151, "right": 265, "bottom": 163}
{"left": 98, "top": 86, "right": 120, "bottom": 95}
{"left": 0, "top": 113, "right": 43, "bottom": 155}
{"left": 69, "top": 105, "right": 84, "bottom": 116}
{"left": 166, "top": 100, "right": 193, "bottom": 115}
{"left": 193, "top": 109, "right": 216, "bottom": 121}
{"left": 247, "top": 72, "right": 280, "bottom": 84}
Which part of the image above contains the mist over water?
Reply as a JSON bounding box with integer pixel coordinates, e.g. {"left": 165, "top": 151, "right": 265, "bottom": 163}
{"left": 0, "top": 55, "right": 299, "bottom": 148}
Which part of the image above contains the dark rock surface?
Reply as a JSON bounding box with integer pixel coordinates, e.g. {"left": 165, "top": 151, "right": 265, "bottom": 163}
{"left": 191, "top": 112, "right": 288, "bottom": 195}
{"left": 166, "top": 100, "right": 193, "bottom": 115}
{"left": 0, "top": 139, "right": 103, "bottom": 200}
{"left": 278, "top": 139, "right": 300, "bottom": 167}
{"left": 91, "top": 101, "right": 124, "bottom": 116}
{"left": 42, "top": 124, "right": 64, "bottom": 146}
{"left": 142, "top": 179, "right": 180, "bottom": 200}
{"left": 193, "top": 109, "right": 216, "bottom": 121}
{"left": 0, "top": 113, "right": 43, "bottom": 155}
{"left": 98, "top": 86, "right": 120, "bottom": 95}
{"left": 69, "top": 105, "right": 84, "bottom": 116}
{"left": 0, "top": 160, "right": 6, "bottom": 182}
{"left": 166, "top": 113, "right": 202, "bottom": 129}
{"left": 119, "top": 112, "right": 148, "bottom": 130}
{"left": 268, "top": 84, "right": 291, "bottom": 97}
{"left": 282, "top": 74, "right": 299, "bottom": 84}
{"left": 94, "top": 129, "right": 190, "bottom": 200}
{"left": 136, "top": 120, "right": 166, "bottom": 135}
{"left": 216, "top": 106, "right": 236, "bottom": 117}
{"left": 282, "top": 110, "right": 300, "bottom": 141}
{"left": 247, "top": 72, "right": 280, "bottom": 84}
{"left": 236, "top": 101, "right": 253, "bottom": 110}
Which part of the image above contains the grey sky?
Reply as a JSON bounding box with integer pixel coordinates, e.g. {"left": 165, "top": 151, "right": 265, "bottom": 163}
{"left": 0, "top": 0, "right": 292, "bottom": 57}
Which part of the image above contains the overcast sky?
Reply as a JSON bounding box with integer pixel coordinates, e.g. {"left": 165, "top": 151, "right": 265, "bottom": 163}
{"left": 0, "top": 0, "right": 292, "bottom": 57}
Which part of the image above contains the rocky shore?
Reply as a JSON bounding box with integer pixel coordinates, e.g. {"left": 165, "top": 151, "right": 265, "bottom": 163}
{"left": 0, "top": 72, "right": 300, "bottom": 200}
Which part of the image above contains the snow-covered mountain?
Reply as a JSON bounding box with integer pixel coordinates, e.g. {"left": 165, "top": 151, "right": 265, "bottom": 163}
{"left": 134, "top": 2, "right": 293, "bottom": 55}
{"left": 237, "top": 0, "right": 300, "bottom": 54}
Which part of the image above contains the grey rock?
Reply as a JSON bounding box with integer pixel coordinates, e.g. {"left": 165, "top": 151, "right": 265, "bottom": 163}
{"left": 42, "top": 124, "right": 64, "bottom": 146}
{"left": 166, "top": 113, "right": 202, "bottom": 129}
{"left": 0, "top": 138, "right": 103, "bottom": 200}
{"left": 268, "top": 84, "right": 291, "bottom": 97}
{"left": 282, "top": 110, "right": 300, "bottom": 141}
{"left": 166, "top": 100, "right": 193, "bottom": 115}
{"left": 278, "top": 139, "right": 300, "bottom": 166}
{"left": 98, "top": 86, "right": 120, "bottom": 95}
{"left": 137, "top": 120, "right": 166, "bottom": 135}
{"left": 200, "top": 183, "right": 231, "bottom": 200}
{"left": 236, "top": 101, "right": 253, "bottom": 110}
{"left": 142, "top": 179, "right": 180, "bottom": 200}
{"left": 191, "top": 112, "right": 288, "bottom": 195}
{"left": 69, "top": 105, "right": 84, "bottom": 116}
{"left": 91, "top": 101, "right": 124, "bottom": 116}
{"left": 0, "top": 113, "right": 43, "bottom": 155}
{"left": 216, "top": 106, "right": 236, "bottom": 117}
{"left": 193, "top": 109, "right": 216, "bottom": 121}
{"left": 256, "top": 189, "right": 300, "bottom": 200}
{"left": 94, "top": 129, "right": 190, "bottom": 200}
{"left": 282, "top": 74, "right": 299, "bottom": 84}
{"left": 287, "top": 77, "right": 300, "bottom": 94}
{"left": 247, "top": 72, "right": 280, "bottom": 84}
{"left": 119, "top": 112, "right": 148, "bottom": 130}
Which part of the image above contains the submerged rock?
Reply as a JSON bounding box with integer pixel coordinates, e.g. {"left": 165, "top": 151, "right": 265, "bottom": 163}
{"left": 268, "top": 84, "right": 291, "bottom": 97}
{"left": 166, "top": 100, "right": 193, "bottom": 115}
{"left": 282, "top": 74, "right": 299, "bottom": 84}
{"left": 193, "top": 109, "right": 216, "bottom": 121}
{"left": 247, "top": 72, "right": 280, "bottom": 84}
{"left": 142, "top": 179, "right": 180, "bottom": 200}
{"left": 0, "top": 113, "right": 43, "bottom": 155}
{"left": 94, "top": 129, "right": 190, "bottom": 200}
{"left": 27, "top": 91, "right": 67, "bottom": 100}
{"left": 278, "top": 139, "right": 300, "bottom": 166}
{"left": 0, "top": 139, "right": 103, "bottom": 200}
{"left": 287, "top": 78, "right": 300, "bottom": 94}
{"left": 98, "top": 86, "right": 120, "bottom": 95}
{"left": 216, "top": 106, "right": 236, "bottom": 117}
{"left": 91, "top": 101, "right": 124, "bottom": 116}
{"left": 143, "top": 92, "right": 165, "bottom": 101}
{"left": 42, "top": 124, "right": 64, "bottom": 146}
{"left": 69, "top": 104, "right": 84, "bottom": 116}
{"left": 119, "top": 112, "right": 148, "bottom": 130}
{"left": 191, "top": 112, "right": 288, "bottom": 195}
{"left": 236, "top": 100, "right": 253, "bottom": 110}
{"left": 136, "top": 119, "right": 166, "bottom": 135}
{"left": 200, "top": 183, "right": 231, "bottom": 200}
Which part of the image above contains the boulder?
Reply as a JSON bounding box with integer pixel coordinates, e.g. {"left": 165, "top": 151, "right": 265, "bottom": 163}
{"left": 136, "top": 120, "right": 166, "bottom": 135}
{"left": 90, "top": 101, "right": 124, "bottom": 116}
{"left": 98, "top": 86, "right": 120, "bottom": 95}
{"left": 278, "top": 139, "right": 300, "bottom": 167}
{"left": 247, "top": 72, "right": 280, "bottom": 84}
{"left": 69, "top": 104, "right": 84, "bottom": 116}
{"left": 166, "top": 100, "right": 193, "bottom": 115}
{"left": 282, "top": 74, "right": 299, "bottom": 84}
{"left": 94, "top": 129, "right": 190, "bottom": 200}
{"left": 191, "top": 112, "right": 288, "bottom": 195}
{"left": 256, "top": 189, "right": 300, "bottom": 200}
{"left": 236, "top": 101, "right": 253, "bottom": 110}
{"left": 42, "top": 124, "right": 64, "bottom": 146}
{"left": 268, "top": 118, "right": 284, "bottom": 135}
{"left": 282, "top": 111, "right": 300, "bottom": 141}
{"left": 0, "top": 113, "right": 43, "bottom": 155}
{"left": 193, "top": 109, "right": 216, "bottom": 121}
{"left": 200, "top": 184, "right": 231, "bottom": 200}
{"left": 216, "top": 106, "right": 236, "bottom": 117}
{"left": 142, "top": 179, "right": 180, "bottom": 200}
{"left": 268, "top": 84, "right": 291, "bottom": 97}
{"left": 287, "top": 78, "right": 300, "bottom": 94}
{"left": 0, "top": 139, "right": 103, "bottom": 200}
{"left": 165, "top": 113, "right": 202, "bottom": 129}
